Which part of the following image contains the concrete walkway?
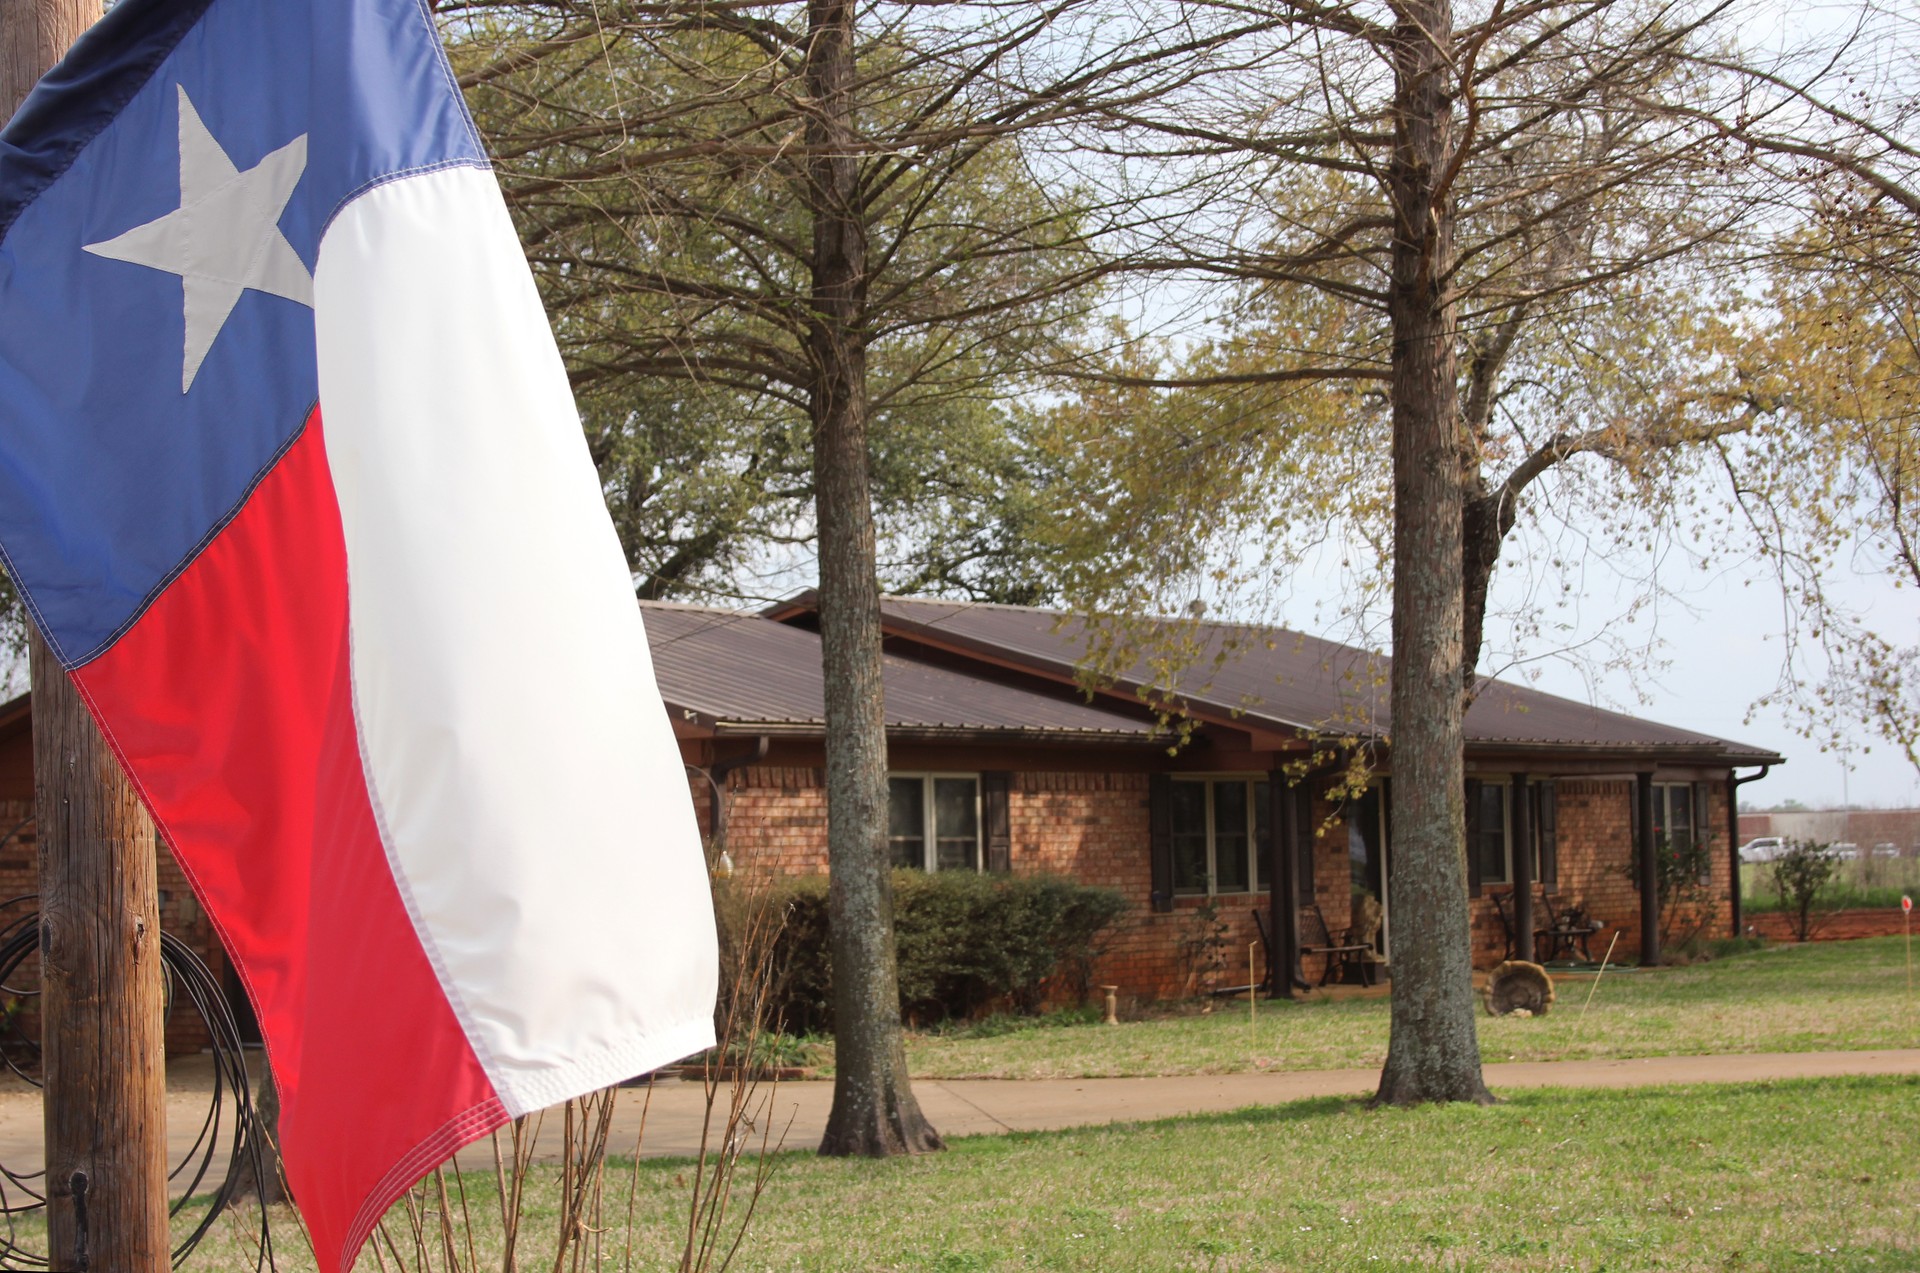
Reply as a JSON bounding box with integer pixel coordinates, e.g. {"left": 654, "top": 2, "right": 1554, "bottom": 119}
{"left": 569, "top": 1049, "right": 1920, "bottom": 1163}
{"left": 0, "top": 1048, "right": 1913, "bottom": 1194}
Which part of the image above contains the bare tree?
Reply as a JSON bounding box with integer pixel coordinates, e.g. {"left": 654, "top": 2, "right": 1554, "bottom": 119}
{"left": 1663, "top": 15, "right": 1920, "bottom": 774}
{"left": 1032, "top": 0, "right": 1783, "bottom": 1101}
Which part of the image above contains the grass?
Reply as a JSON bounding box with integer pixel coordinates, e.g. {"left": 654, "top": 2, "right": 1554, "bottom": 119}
{"left": 1742, "top": 860, "right": 1920, "bottom": 915}
{"left": 147, "top": 1076, "right": 1920, "bottom": 1270}
{"left": 897, "top": 936, "right": 1920, "bottom": 1080}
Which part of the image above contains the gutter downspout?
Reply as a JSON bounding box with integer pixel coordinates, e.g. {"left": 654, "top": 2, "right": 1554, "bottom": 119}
{"left": 1727, "top": 764, "right": 1772, "bottom": 938}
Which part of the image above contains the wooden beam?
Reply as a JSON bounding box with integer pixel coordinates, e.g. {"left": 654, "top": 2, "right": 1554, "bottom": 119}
{"left": 2, "top": 13, "right": 172, "bottom": 1255}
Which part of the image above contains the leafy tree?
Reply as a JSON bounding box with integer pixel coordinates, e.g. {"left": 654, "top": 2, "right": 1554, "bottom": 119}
{"left": 451, "top": 13, "right": 1085, "bottom": 607}
{"left": 445, "top": 0, "right": 1242, "bottom": 1155}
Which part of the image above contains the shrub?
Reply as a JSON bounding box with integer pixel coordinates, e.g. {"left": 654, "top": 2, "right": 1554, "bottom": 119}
{"left": 753, "top": 872, "right": 1128, "bottom": 1033}
{"left": 1767, "top": 839, "right": 1839, "bottom": 942}
{"left": 1622, "top": 832, "right": 1717, "bottom": 949}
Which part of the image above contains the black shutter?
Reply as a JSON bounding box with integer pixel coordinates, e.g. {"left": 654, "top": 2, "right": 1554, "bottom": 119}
{"left": 1694, "top": 780, "right": 1713, "bottom": 885}
{"left": 1536, "top": 781, "right": 1558, "bottom": 891}
{"left": 1465, "top": 777, "right": 1484, "bottom": 897}
{"left": 982, "top": 772, "right": 1012, "bottom": 873}
{"left": 1149, "top": 774, "right": 1173, "bottom": 912}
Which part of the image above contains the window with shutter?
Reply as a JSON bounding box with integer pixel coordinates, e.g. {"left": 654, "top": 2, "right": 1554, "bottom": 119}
{"left": 1161, "top": 776, "right": 1267, "bottom": 897}
{"left": 1466, "top": 779, "right": 1511, "bottom": 889}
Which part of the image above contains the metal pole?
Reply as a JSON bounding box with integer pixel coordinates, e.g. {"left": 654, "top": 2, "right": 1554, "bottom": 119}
{"left": 2, "top": 20, "right": 172, "bottom": 1262}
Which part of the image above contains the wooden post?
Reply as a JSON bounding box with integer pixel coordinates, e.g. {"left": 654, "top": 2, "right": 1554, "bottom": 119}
{"left": 1510, "top": 775, "right": 1533, "bottom": 963}
{"left": 1635, "top": 771, "right": 1659, "bottom": 968}
{"left": 1268, "top": 776, "right": 1306, "bottom": 996}
{"left": 2, "top": 10, "right": 172, "bottom": 1256}
{"left": 30, "top": 631, "right": 168, "bottom": 1272}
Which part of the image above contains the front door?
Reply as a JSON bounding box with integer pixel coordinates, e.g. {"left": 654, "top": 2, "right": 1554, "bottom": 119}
{"left": 1344, "top": 784, "right": 1391, "bottom": 959}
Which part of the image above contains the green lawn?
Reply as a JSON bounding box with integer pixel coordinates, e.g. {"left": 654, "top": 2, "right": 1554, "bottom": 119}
{"left": 898, "top": 936, "right": 1920, "bottom": 1079}
{"left": 163, "top": 1076, "right": 1920, "bottom": 1270}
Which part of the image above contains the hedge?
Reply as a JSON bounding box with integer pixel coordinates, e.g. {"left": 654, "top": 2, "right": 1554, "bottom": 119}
{"left": 748, "top": 872, "right": 1127, "bottom": 1033}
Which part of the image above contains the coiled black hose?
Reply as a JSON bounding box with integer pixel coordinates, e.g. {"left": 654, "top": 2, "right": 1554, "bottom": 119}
{"left": 0, "top": 895, "right": 278, "bottom": 1269}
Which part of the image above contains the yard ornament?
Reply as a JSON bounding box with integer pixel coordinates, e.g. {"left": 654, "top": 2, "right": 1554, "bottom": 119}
{"left": 0, "top": 0, "right": 718, "bottom": 1265}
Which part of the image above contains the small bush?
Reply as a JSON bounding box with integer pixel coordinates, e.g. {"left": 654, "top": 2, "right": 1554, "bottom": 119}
{"left": 755, "top": 872, "right": 1128, "bottom": 1033}
{"left": 1768, "top": 839, "right": 1839, "bottom": 941}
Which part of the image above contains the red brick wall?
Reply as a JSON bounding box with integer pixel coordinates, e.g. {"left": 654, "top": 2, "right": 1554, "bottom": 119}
{"left": 711, "top": 766, "right": 831, "bottom": 876}
{"left": 701, "top": 764, "right": 1745, "bottom": 1002}
{"left": 1748, "top": 908, "right": 1911, "bottom": 942}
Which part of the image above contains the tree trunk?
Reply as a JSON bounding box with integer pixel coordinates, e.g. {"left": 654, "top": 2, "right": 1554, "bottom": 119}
{"left": 1460, "top": 488, "right": 1514, "bottom": 704}
{"left": 1374, "top": 0, "right": 1494, "bottom": 1109}
{"left": 806, "top": 0, "right": 940, "bottom": 1159}
{"left": 227, "top": 1067, "right": 287, "bottom": 1204}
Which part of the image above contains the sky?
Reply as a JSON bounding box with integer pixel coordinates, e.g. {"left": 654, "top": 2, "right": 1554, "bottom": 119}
{"left": 1260, "top": 524, "right": 1920, "bottom": 814}
{"left": 1509, "top": 560, "right": 1920, "bottom": 813}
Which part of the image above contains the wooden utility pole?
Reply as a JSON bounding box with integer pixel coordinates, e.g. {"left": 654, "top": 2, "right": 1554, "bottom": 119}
{"left": 1, "top": 5, "right": 171, "bottom": 1263}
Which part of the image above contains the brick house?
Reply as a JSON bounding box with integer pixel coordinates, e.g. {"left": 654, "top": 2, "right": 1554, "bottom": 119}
{"left": 0, "top": 590, "right": 1786, "bottom": 1037}
{"left": 658, "top": 595, "right": 1783, "bottom": 999}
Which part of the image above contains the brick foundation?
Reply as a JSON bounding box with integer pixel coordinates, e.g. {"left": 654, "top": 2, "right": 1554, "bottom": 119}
{"left": 1747, "top": 908, "right": 1913, "bottom": 942}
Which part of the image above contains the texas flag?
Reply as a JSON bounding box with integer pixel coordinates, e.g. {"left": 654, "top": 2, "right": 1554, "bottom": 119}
{"left": 0, "top": 0, "right": 717, "bottom": 1266}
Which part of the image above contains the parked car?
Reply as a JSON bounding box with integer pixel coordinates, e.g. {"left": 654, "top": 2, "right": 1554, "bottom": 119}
{"left": 1872, "top": 842, "right": 1901, "bottom": 859}
{"left": 1739, "top": 836, "right": 1786, "bottom": 863}
{"left": 1830, "top": 842, "right": 1861, "bottom": 860}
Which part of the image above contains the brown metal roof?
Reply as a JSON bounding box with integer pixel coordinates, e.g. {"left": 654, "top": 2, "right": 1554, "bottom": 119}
{"left": 642, "top": 603, "right": 1162, "bottom": 742}
{"left": 764, "top": 593, "right": 1781, "bottom": 764}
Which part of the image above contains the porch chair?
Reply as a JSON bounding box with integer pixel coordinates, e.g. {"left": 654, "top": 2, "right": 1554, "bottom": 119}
{"left": 1301, "top": 900, "right": 1381, "bottom": 987}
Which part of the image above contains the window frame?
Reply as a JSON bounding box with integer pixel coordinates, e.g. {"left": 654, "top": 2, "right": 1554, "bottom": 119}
{"left": 1170, "top": 774, "right": 1267, "bottom": 897}
{"left": 1652, "top": 782, "right": 1696, "bottom": 854}
{"left": 887, "top": 772, "right": 983, "bottom": 872}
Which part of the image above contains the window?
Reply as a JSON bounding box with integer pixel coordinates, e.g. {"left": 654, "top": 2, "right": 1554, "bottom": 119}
{"left": 1653, "top": 783, "right": 1695, "bottom": 855}
{"left": 1170, "top": 777, "right": 1267, "bottom": 895}
{"left": 888, "top": 775, "right": 980, "bottom": 871}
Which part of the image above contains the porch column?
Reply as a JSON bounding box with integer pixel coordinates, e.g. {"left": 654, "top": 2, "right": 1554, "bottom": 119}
{"left": 1269, "top": 773, "right": 1306, "bottom": 996}
{"left": 1636, "top": 770, "right": 1659, "bottom": 966}
{"left": 1510, "top": 774, "right": 1533, "bottom": 963}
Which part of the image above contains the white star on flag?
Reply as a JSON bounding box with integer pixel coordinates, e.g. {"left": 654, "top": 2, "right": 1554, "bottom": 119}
{"left": 85, "top": 85, "right": 312, "bottom": 393}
